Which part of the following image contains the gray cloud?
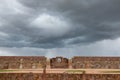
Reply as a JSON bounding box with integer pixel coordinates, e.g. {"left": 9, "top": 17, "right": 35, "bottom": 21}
{"left": 0, "top": 0, "right": 120, "bottom": 49}
{"left": 1, "top": 38, "right": 120, "bottom": 57}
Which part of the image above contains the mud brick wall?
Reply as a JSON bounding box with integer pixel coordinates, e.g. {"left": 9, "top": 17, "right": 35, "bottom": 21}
{"left": 0, "top": 56, "right": 46, "bottom": 69}
{"left": 72, "top": 56, "right": 120, "bottom": 69}
{"left": 0, "top": 73, "right": 120, "bottom": 80}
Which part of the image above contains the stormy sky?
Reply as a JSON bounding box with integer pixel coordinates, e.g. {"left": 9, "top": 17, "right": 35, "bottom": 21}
{"left": 0, "top": 0, "right": 120, "bottom": 58}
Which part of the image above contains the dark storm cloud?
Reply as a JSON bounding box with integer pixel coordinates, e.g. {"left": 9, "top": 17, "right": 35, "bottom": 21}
{"left": 0, "top": 0, "right": 120, "bottom": 48}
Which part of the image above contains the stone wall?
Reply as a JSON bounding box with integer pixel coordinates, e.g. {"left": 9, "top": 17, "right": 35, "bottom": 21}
{"left": 72, "top": 56, "right": 120, "bottom": 69}
{"left": 1, "top": 56, "right": 120, "bottom": 69}
{"left": 0, "top": 56, "right": 46, "bottom": 69}
{"left": 50, "top": 57, "right": 69, "bottom": 68}
{"left": 0, "top": 73, "right": 120, "bottom": 80}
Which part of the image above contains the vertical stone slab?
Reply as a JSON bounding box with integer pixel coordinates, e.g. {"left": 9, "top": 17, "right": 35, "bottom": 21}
{"left": 42, "top": 64, "right": 46, "bottom": 80}
{"left": 82, "top": 71, "right": 86, "bottom": 80}
{"left": 19, "top": 58, "right": 23, "bottom": 69}
{"left": 32, "top": 63, "right": 36, "bottom": 69}
{"left": 69, "top": 59, "right": 72, "bottom": 69}
{"left": 46, "top": 58, "right": 50, "bottom": 69}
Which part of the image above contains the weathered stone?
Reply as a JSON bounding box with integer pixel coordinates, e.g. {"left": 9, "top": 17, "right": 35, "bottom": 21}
{"left": 0, "top": 56, "right": 120, "bottom": 79}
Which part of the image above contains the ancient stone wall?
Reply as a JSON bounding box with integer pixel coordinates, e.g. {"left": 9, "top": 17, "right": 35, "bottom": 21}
{"left": 0, "top": 56, "right": 120, "bottom": 69}
{"left": 72, "top": 56, "right": 120, "bottom": 69}
{"left": 0, "top": 73, "right": 120, "bottom": 80}
{"left": 0, "top": 56, "right": 46, "bottom": 69}
{"left": 50, "top": 57, "right": 69, "bottom": 68}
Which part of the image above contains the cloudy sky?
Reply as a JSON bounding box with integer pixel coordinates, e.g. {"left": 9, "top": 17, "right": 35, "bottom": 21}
{"left": 0, "top": 0, "right": 120, "bottom": 58}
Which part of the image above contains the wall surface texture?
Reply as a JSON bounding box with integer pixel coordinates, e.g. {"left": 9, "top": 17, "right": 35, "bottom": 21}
{"left": 0, "top": 56, "right": 46, "bottom": 69}
{"left": 0, "top": 73, "right": 120, "bottom": 80}
{"left": 0, "top": 56, "right": 120, "bottom": 69}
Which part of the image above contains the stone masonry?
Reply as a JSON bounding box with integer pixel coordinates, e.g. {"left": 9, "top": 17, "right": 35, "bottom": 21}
{"left": 0, "top": 56, "right": 120, "bottom": 69}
